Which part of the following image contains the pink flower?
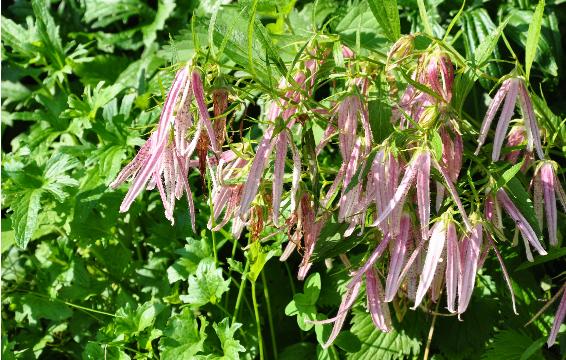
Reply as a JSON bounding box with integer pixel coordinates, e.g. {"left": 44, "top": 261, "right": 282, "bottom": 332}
{"left": 548, "top": 283, "right": 566, "bottom": 347}
{"left": 111, "top": 65, "right": 220, "bottom": 227}
{"left": 475, "top": 77, "right": 544, "bottom": 161}
{"left": 496, "top": 188, "right": 547, "bottom": 259}
{"left": 533, "top": 162, "right": 566, "bottom": 246}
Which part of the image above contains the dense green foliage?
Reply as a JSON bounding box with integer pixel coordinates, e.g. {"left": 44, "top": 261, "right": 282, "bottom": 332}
{"left": 2, "top": 0, "right": 566, "bottom": 359}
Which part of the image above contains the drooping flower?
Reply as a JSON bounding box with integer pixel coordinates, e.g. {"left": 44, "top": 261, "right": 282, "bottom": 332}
{"left": 475, "top": 77, "right": 544, "bottom": 161}
{"left": 496, "top": 188, "right": 547, "bottom": 260}
{"left": 533, "top": 161, "right": 566, "bottom": 247}
{"left": 110, "top": 64, "right": 220, "bottom": 227}
{"left": 547, "top": 283, "right": 566, "bottom": 347}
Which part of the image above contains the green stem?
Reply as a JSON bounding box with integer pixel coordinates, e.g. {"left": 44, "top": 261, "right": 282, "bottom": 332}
{"left": 261, "top": 270, "right": 278, "bottom": 360}
{"left": 232, "top": 260, "right": 250, "bottom": 325}
{"left": 206, "top": 167, "right": 218, "bottom": 265}
{"left": 251, "top": 280, "right": 265, "bottom": 360}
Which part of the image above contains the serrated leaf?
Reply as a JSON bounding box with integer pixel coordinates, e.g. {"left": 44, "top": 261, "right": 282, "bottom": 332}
{"left": 84, "top": 0, "right": 151, "bottom": 28}
{"left": 212, "top": 318, "right": 246, "bottom": 359}
{"left": 481, "top": 330, "right": 544, "bottom": 360}
{"left": 181, "top": 258, "right": 230, "bottom": 306}
{"left": 159, "top": 308, "right": 208, "bottom": 360}
{"left": 11, "top": 189, "right": 43, "bottom": 248}
{"left": 525, "top": 0, "right": 545, "bottom": 80}
{"left": 348, "top": 309, "right": 421, "bottom": 360}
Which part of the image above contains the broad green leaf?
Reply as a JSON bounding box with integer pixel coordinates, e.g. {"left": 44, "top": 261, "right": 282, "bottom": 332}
{"left": 367, "top": 0, "right": 400, "bottom": 41}
{"left": 159, "top": 309, "right": 208, "bottom": 360}
{"left": 12, "top": 189, "right": 43, "bottom": 248}
{"left": 247, "top": 241, "right": 276, "bottom": 282}
{"left": 31, "top": 0, "right": 65, "bottom": 69}
{"left": 181, "top": 258, "right": 230, "bottom": 306}
{"left": 212, "top": 318, "right": 246, "bottom": 359}
{"left": 15, "top": 294, "right": 72, "bottom": 325}
{"left": 335, "top": 3, "right": 388, "bottom": 52}
{"left": 481, "top": 330, "right": 544, "bottom": 360}
{"left": 167, "top": 238, "right": 212, "bottom": 283}
{"left": 84, "top": 0, "right": 151, "bottom": 28}
{"left": 142, "top": 0, "right": 176, "bottom": 49}
{"left": 525, "top": 0, "right": 545, "bottom": 80}
{"left": 348, "top": 309, "right": 421, "bottom": 360}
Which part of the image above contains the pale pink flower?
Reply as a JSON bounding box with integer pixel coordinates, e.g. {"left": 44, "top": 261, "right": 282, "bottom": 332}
{"left": 111, "top": 65, "right": 220, "bottom": 227}
{"left": 548, "top": 283, "right": 566, "bottom": 347}
{"left": 533, "top": 162, "right": 566, "bottom": 246}
{"left": 475, "top": 77, "right": 544, "bottom": 161}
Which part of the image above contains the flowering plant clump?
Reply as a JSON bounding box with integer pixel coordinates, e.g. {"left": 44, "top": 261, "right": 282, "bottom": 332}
{"left": 2, "top": 0, "right": 565, "bottom": 358}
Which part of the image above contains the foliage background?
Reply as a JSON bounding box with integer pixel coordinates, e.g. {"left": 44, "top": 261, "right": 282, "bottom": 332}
{"left": 2, "top": 0, "right": 566, "bottom": 359}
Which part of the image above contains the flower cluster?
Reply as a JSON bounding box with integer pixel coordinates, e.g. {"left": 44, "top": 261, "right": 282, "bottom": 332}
{"left": 111, "top": 40, "right": 564, "bottom": 347}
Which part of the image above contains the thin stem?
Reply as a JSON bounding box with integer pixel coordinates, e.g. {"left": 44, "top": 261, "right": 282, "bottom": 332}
{"left": 251, "top": 280, "right": 265, "bottom": 360}
{"left": 261, "top": 270, "right": 278, "bottom": 360}
{"left": 206, "top": 167, "right": 218, "bottom": 265}
{"left": 232, "top": 259, "right": 250, "bottom": 325}
{"left": 423, "top": 299, "right": 441, "bottom": 360}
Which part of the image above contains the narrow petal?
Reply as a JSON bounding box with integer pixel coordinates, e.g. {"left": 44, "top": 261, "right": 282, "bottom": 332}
{"left": 413, "top": 220, "right": 447, "bottom": 309}
{"left": 491, "top": 79, "right": 518, "bottom": 161}
{"left": 541, "top": 164, "right": 557, "bottom": 246}
{"left": 457, "top": 224, "right": 482, "bottom": 314}
{"left": 385, "top": 214, "right": 411, "bottom": 302}
{"left": 497, "top": 189, "right": 547, "bottom": 256}
{"left": 272, "top": 132, "right": 288, "bottom": 225}
{"left": 417, "top": 151, "right": 431, "bottom": 240}
{"left": 372, "top": 151, "right": 421, "bottom": 228}
{"left": 475, "top": 79, "right": 511, "bottom": 155}
{"left": 518, "top": 81, "right": 544, "bottom": 160}
{"left": 192, "top": 70, "right": 220, "bottom": 153}
{"left": 239, "top": 127, "right": 276, "bottom": 217}
{"left": 445, "top": 221, "right": 459, "bottom": 313}
{"left": 348, "top": 234, "right": 392, "bottom": 288}
{"left": 366, "top": 268, "right": 391, "bottom": 332}
{"left": 548, "top": 284, "right": 566, "bottom": 347}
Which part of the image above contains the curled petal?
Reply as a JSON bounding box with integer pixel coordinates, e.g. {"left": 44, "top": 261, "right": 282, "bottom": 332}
{"left": 518, "top": 81, "right": 544, "bottom": 160}
{"left": 385, "top": 214, "right": 411, "bottom": 302}
{"left": 541, "top": 163, "right": 557, "bottom": 246}
{"left": 417, "top": 151, "right": 431, "bottom": 240}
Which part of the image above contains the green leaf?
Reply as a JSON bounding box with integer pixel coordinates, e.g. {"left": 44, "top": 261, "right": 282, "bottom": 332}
{"left": 83, "top": 0, "right": 151, "bottom": 28}
{"left": 12, "top": 189, "right": 43, "bottom": 248}
{"left": 367, "top": 0, "right": 400, "bottom": 41}
{"left": 348, "top": 309, "right": 421, "bottom": 360}
{"left": 212, "top": 318, "right": 246, "bottom": 359}
{"left": 416, "top": 0, "right": 433, "bottom": 36}
{"left": 31, "top": 0, "right": 65, "bottom": 69}
{"left": 15, "top": 294, "right": 72, "bottom": 325}
{"left": 167, "top": 238, "right": 212, "bottom": 283}
{"left": 181, "top": 258, "right": 230, "bottom": 306}
{"left": 430, "top": 131, "right": 443, "bottom": 161}
{"left": 159, "top": 308, "right": 208, "bottom": 360}
{"left": 503, "top": 177, "right": 542, "bottom": 239}
{"left": 525, "top": 0, "right": 545, "bottom": 80}
{"left": 494, "top": 161, "right": 525, "bottom": 190}
{"left": 247, "top": 241, "right": 276, "bottom": 282}
{"left": 311, "top": 216, "right": 366, "bottom": 262}
{"left": 515, "top": 247, "right": 566, "bottom": 271}
{"left": 481, "top": 330, "right": 544, "bottom": 360}
{"left": 142, "top": 0, "right": 176, "bottom": 49}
